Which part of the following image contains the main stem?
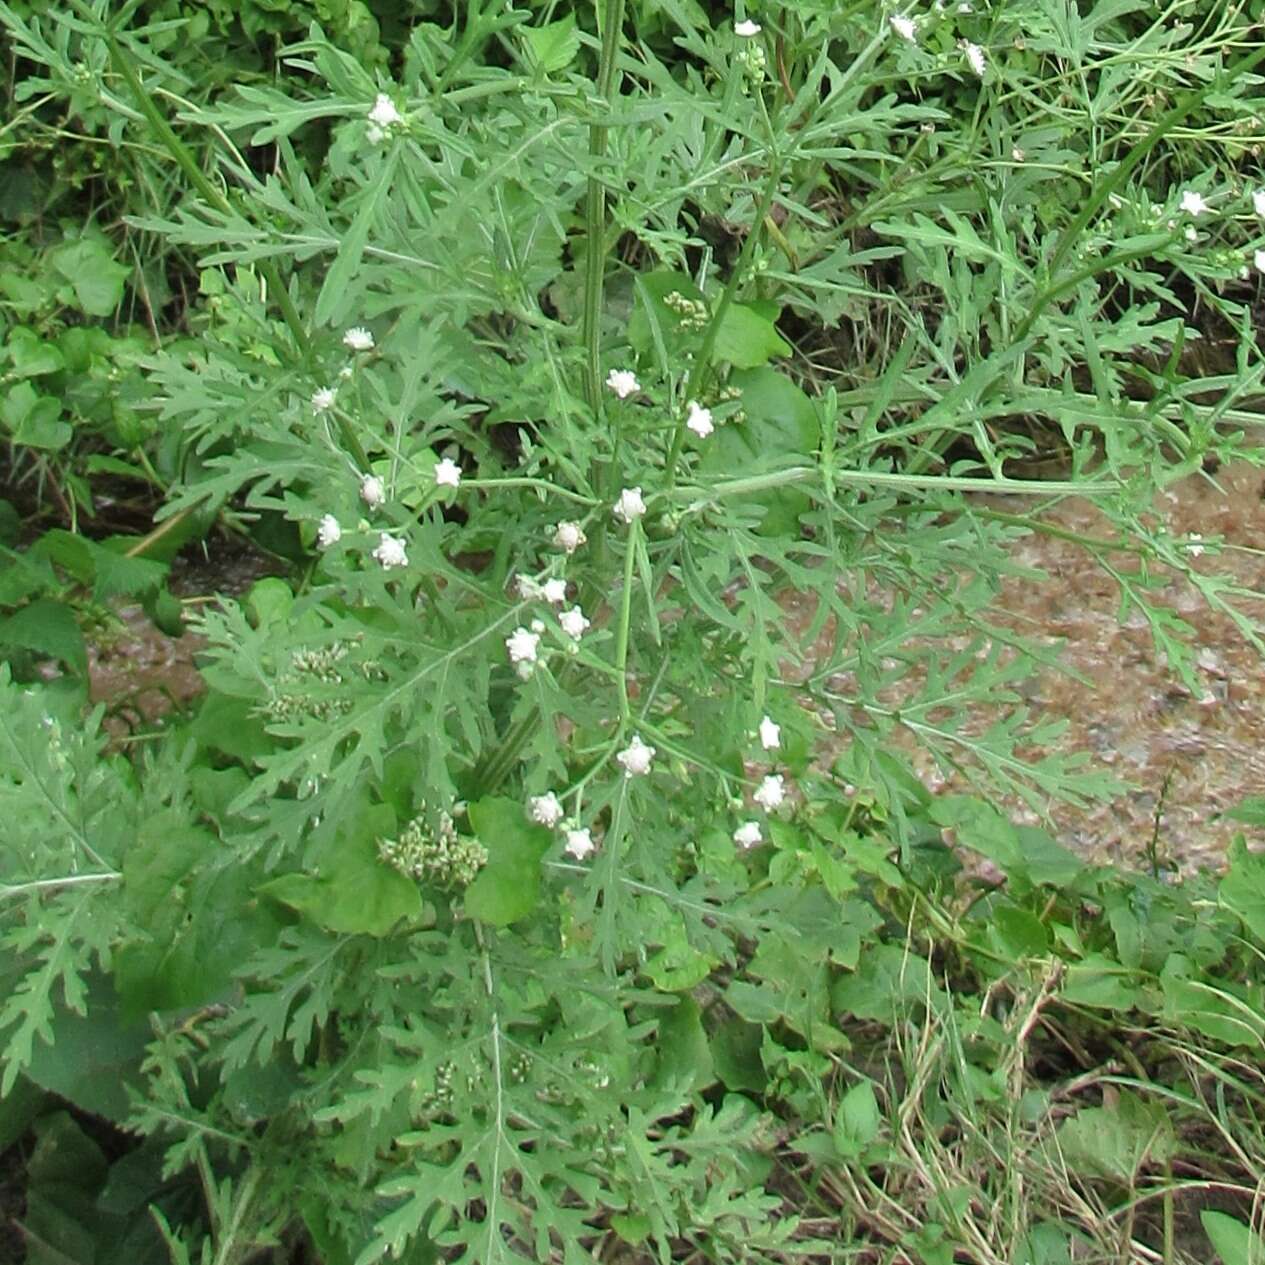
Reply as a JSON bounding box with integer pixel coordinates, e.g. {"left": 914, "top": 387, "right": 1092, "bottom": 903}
{"left": 582, "top": 0, "right": 628, "bottom": 415}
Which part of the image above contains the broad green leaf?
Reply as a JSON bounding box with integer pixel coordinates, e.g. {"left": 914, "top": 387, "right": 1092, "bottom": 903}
{"left": 832, "top": 1079, "right": 880, "bottom": 1159}
{"left": 649, "top": 995, "right": 714, "bottom": 1095}
{"left": 0, "top": 599, "right": 87, "bottom": 676}
{"left": 260, "top": 804, "right": 421, "bottom": 937}
{"left": 1220, "top": 837, "right": 1265, "bottom": 939}
{"left": 1225, "top": 797, "right": 1265, "bottom": 827}
{"left": 521, "top": 15, "right": 580, "bottom": 71}
{"left": 52, "top": 238, "right": 130, "bottom": 316}
{"left": 713, "top": 302, "right": 792, "bottom": 368}
{"left": 1060, "top": 955, "right": 1142, "bottom": 1010}
{"left": 6, "top": 327, "right": 65, "bottom": 377}
{"left": 1054, "top": 1091, "right": 1174, "bottom": 1182}
{"left": 463, "top": 796, "right": 551, "bottom": 927}
{"left": 1202, "top": 1210, "right": 1265, "bottom": 1265}
{"left": 2, "top": 381, "right": 71, "bottom": 450}
{"left": 711, "top": 1018, "right": 766, "bottom": 1092}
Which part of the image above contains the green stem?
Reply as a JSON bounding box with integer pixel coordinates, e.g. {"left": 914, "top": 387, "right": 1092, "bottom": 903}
{"left": 663, "top": 159, "right": 782, "bottom": 489}
{"left": 582, "top": 0, "right": 628, "bottom": 414}
{"left": 613, "top": 518, "right": 638, "bottom": 724}
{"left": 211, "top": 1165, "right": 264, "bottom": 1265}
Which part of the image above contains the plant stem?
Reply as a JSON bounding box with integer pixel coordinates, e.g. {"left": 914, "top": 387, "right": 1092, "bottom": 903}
{"left": 614, "top": 519, "right": 638, "bottom": 724}
{"left": 663, "top": 159, "right": 782, "bottom": 489}
{"left": 582, "top": 0, "right": 628, "bottom": 415}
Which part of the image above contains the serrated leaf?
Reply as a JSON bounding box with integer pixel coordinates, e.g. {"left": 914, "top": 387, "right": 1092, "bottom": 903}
{"left": 0, "top": 599, "right": 87, "bottom": 676}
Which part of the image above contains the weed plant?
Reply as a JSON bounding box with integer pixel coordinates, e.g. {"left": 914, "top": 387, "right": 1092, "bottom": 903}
{"left": 2, "top": 2, "right": 1265, "bottom": 1263}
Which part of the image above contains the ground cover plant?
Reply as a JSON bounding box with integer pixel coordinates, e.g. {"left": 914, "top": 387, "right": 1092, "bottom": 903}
{"left": 3, "top": 0, "right": 1265, "bottom": 1262}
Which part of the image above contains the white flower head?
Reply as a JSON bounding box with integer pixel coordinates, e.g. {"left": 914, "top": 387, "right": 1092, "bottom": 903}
{"left": 733, "top": 821, "right": 763, "bottom": 850}
{"left": 553, "top": 521, "right": 587, "bottom": 554}
{"left": 685, "top": 400, "right": 714, "bottom": 438}
{"left": 434, "top": 457, "right": 462, "bottom": 489}
{"left": 516, "top": 575, "right": 544, "bottom": 600}
{"left": 559, "top": 606, "right": 590, "bottom": 639}
{"left": 1179, "top": 189, "right": 1209, "bottom": 217}
{"left": 317, "top": 514, "right": 342, "bottom": 548}
{"left": 1186, "top": 534, "right": 1205, "bottom": 558}
{"left": 506, "top": 626, "right": 541, "bottom": 665}
{"left": 366, "top": 123, "right": 386, "bottom": 146}
{"left": 312, "top": 386, "right": 337, "bottom": 413}
{"left": 963, "top": 41, "right": 986, "bottom": 76}
{"left": 890, "top": 14, "right": 917, "bottom": 41}
{"left": 1253, "top": 189, "right": 1265, "bottom": 217}
{"left": 530, "top": 618, "right": 546, "bottom": 634}
{"left": 360, "top": 474, "right": 386, "bottom": 509}
{"left": 564, "top": 828, "right": 596, "bottom": 861}
{"left": 605, "top": 368, "right": 641, "bottom": 399}
{"left": 753, "top": 773, "right": 786, "bottom": 811}
{"left": 368, "top": 93, "right": 402, "bottom": 129}
{"left": 373, "top": 532, "right": 409, "bottom": 569}
{"left": 758, "top": 715, "right": 781, "bottom": 750}
{"left": 542, "top": 578, "right": 568, "bottom": 605}
{"left": 338, "top": 364, "right": 355, "bottom": 381}
{"left": 612, "top": 487, "right": 646, "bottom": 524}
{"left": 1254, "top": 248, "right": 1265, "bottom": 275}
{"left": 734, "top": 19, "right": 762, "bottom": 36}
{"left": 615, "top": 734, "right": 656, "bottom": 778}
{"left": 529, "top": 792, "right": 564, "bottom": 829}
{"left": 343, "top": 327, "right": 374, "bottom": 352}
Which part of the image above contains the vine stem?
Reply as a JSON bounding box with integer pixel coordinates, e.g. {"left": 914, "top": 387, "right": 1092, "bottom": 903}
{"left": 582, "top": 0, "right": 628, "bottom": 415}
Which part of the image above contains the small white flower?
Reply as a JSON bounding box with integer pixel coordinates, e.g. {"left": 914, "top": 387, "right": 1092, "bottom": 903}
{"left": 360, "top": 474, "right": 386, "bottom": 509}
{"left": 373, "top": 533, "right": 409, "bottom": 569}
{"left": 605, "top": 368, "right": 641, "bottom": 399}
{"left": 516, "top": 575, "right": 544, "bottom": 600}
{"left": 734, "top": 19, "right": 761, "bottom": 36}
{"left": 1186, "top": 534, "right": 1205, "bottom": 558}
{"left": 554, "top": 521, "right": 587, "bottom": 554}
{"left": 530, "top": 618, "right": 547, "bottom": 634}
{"left": 733, "top": 821, "right": 763, "bottom": 849}
{"left": 312, "top": 386, "right": 337, "bottom": 412}
{"left": 506, "top": 626, "right": 541, "bottom": 665}
{"left": 343, "top": 327, "right": 374, "bottom": 352}
{"left": 317, "top": 514, "right": 342, "bottom": 548}
{"left": 542, "top": 578, "right": 568, "bottom": 605}
{"left": 338, "top": 364, "right": 355, "bottom": 381}
{"left": 963, "top": 41, "right": 986, "bottom": 76}
{"left": 1179, "top": 190, "right": 1209, "bottom": 217}
{"left": 1253, "top": 189, "right": 1265, "bottom": 217}
{"left": 366, "top": 123, "right": 386, "bottom": 146}
{"left": 685, "top": 400, "right": 714, "bottom": 438}
{"left": 529, "top": 792, "right": 564, "bottom": 828}
{"left": 564, "top": 828, "right": 596, "bottom": 860}
{"left": 890, "top": 14, "right": 917, "bottom": 41}
{"left": 615, "top": 734, "right": 656, "bottom": 778}
{"left": 1254, "top": 248, "right": 1265, "bottom": 274}
{"left": 753, "top": 773, "right": 786, "bottom": 811}
{"left": 368, "top": 93, "right": 402, "bottom": 129}
{"left": 434, "top": 457, "right": 462, "bottom": 489}
{"left": 559, "top": 606, "right": 590, "bottom": 639}
{"left": 613, "top": 487, "right": 646, "bottom": 523}
{"left": 1184, "top": 225, "right": 1199, "bottom": 243}
{"left": 758, "top": 715, "right": 781, "bottom": 750}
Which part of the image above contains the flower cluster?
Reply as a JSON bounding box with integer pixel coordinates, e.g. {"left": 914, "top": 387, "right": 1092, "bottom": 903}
{"left": 664, "top": 290, "right": 709, "bottom": 331}
{"left": 378, "top": 810, "right": 488, "bottom": 888}
{"left": 527, "top": 792, "right": 597, "bottom": 860}
{"left": 366, "top": 92, "right": 405, "bottom": 145}
{"left": 264, "top": 644, "right": 359, "bottom": 724}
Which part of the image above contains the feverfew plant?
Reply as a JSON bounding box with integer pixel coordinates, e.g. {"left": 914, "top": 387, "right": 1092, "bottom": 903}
{"left": 4, "top": 2, "right": 1265, "bottom": 1263}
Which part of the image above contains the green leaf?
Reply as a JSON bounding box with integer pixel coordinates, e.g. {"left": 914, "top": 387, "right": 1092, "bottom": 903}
{"left": 52, "top": 238, "right": 130, "bottom": 317}
{"left": 463, "top": 796, "right": 551, "bottom": 927}
{"left": 1060, "top": 954, "right": 1142, "bottom": 1010}
{"left": 1225, "top": 797, "right": 1265, "bottom": 827}
{"left": 649, "top": 995, "right": 714, "bottom": 1096}
{"left": 1054, "top": 1091, "right": 1175, "bottom": 1182}
{"left": 832, "top": 1079, "right": 881, "bottom": 1159}
{"left": 713, "top": 302, "right": 791, "bottom": 368}
{"left": 0, "top": 599, "right": 87, "bottom": 676}
{"left": 2, "top": 381, "right": 71, "bottom": 450}
{"left": 711, "top": 1018, "right": 766, "bottom": 1093}
{"left": 260, "top": 804, "right": 421, "bottom": 937}
{"left": 6, "top": 327, "right": 65, "bottom": 377}
{"left": 521, "top": 15, "right": 580, "bottom": 71}
{"left": 1220, "top": 837, "right": 1265, "bottom": 939}
{"left": 1201, "top": 1210, "right": 1265, "bottom": 1265}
